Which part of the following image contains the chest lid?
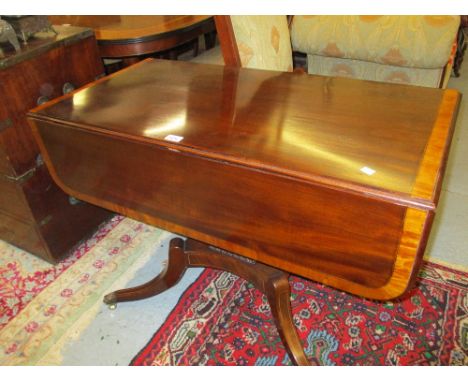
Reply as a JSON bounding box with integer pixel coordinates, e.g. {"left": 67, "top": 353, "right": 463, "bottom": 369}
{"left": 0, "top": 25, "right": 94, "bottom": 70}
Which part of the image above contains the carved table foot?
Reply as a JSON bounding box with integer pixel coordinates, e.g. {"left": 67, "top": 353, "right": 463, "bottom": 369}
{"left": 104, "top": 237, "right": 311, "bottom": 366}
{"left": 103, "top": 238, "right": 188, "bottom": 305}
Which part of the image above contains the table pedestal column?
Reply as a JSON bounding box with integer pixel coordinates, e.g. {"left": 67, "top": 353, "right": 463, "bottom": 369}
{"left": 103, "top": 237, "right": 311, "bottom": 366}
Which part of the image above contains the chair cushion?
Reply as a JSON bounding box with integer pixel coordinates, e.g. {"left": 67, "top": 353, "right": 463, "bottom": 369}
{"left": 291, "top": 16, "right": 460, "bottom": 69}
{"left": 307, "top": 54, "right": 443, "bottom": 88}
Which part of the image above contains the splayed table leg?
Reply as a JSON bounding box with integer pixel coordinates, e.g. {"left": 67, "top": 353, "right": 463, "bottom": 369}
{"left": 103, "top": 237, "right": 310, "bottom": 366}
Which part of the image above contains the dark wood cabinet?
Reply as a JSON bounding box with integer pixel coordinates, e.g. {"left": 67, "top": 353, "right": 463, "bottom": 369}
{"left": 0, "top": 25, "right": 111, "bottom": 263}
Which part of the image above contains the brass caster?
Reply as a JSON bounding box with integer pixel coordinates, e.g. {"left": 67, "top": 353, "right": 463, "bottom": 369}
{"left": 103, "top": 292, "right": 117, "bottom": 310}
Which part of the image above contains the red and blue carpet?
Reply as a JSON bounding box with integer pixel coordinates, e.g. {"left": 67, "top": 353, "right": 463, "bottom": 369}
{"left": 131, "top": 261, "right": 467, "bottom": 366}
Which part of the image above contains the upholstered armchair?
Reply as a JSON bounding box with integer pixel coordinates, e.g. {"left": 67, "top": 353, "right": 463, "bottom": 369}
{"left": 291, "top": 16, "right": 460, "bottom": 88}
{"left": 192, "top": 15, "right": 459, "bottom": 89}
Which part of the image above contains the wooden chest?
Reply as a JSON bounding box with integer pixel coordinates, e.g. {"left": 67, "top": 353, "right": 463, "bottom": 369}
{"left": 1, "top": 25, "right": 111, "bottom": 263}
{"left": 28, "top": 59, "right": 460, "bottom": 298}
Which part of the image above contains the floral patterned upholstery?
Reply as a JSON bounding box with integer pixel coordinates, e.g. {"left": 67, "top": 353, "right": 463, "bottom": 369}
{"left": 308, "top": 55, "right": 444, "bottom": 88}
{"left": 229, "top": 16, "right": 293, "bottom": 72}
{"left": 191, "top": 16, "right": 293, "bottom": 72}
{"left": 291, "top": 16, "right": 460, "bottom": 88}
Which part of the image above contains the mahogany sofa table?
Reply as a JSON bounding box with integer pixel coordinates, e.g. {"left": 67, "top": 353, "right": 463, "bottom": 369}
{"left": 28, "top": 59, "right": 460, "bottom": 365}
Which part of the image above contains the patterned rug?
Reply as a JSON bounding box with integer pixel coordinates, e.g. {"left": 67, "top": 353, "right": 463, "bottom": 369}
{"left": 131, "top": 261, "right": 468, "bottom": 366}
{"left": 0, "top": 215, "right": 168, "bottom": 365}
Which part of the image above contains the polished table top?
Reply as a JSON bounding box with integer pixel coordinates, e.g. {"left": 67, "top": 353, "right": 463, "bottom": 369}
{"left": 33, "top": 59, "right": 461, "bottom": 210}
{"left": 47, "top": 16, "right": 213, "bottom": 41}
